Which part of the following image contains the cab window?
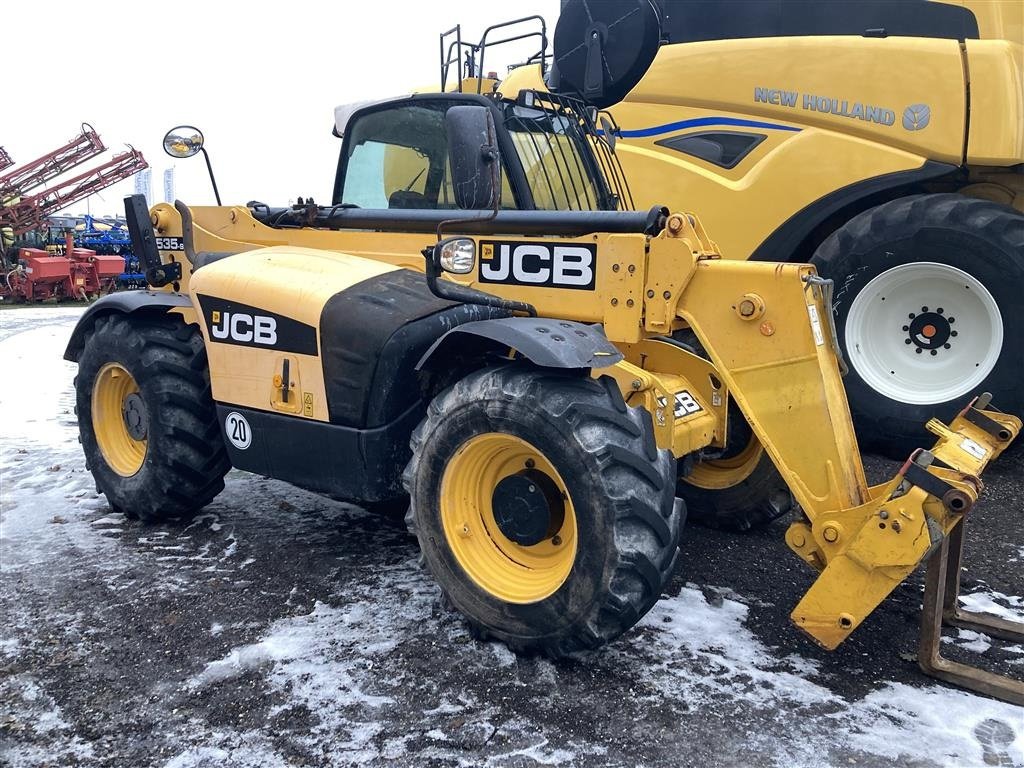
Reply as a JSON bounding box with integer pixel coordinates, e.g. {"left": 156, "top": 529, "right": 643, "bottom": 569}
{"left": 338, "top": 102, "right": 517, "bottom": 210}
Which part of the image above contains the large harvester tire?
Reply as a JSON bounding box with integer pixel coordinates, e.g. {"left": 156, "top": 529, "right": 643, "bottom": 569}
{"left": 812, "top": 194, "right": 1023, "bottom": 455}
{"left": 404, "top": 366, "right": 682, "bottom": 656}
{"left": 75, "top": 314, "right": 230, "bottom": 522}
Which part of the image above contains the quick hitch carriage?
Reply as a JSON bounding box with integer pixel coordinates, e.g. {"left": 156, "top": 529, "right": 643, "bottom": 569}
{"left": 65, "top": 99, "right": 1020, "bottom": 703}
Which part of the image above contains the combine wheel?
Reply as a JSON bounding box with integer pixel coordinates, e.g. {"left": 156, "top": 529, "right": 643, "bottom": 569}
{"left": 404, "top": 366, "right": 682, "bottom": 656}
{"left": 813, "top": 194, "right": 1024, "bottom": 455}
{"left": 671, "top": 331, "right": 793, "bottom": 532}
{"left": 75, "top": 314, "right": 230, "bottom": 522}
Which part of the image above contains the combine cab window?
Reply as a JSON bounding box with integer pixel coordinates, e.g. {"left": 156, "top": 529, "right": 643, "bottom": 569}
{"left": 339, "top": 103, "right": 516, "bottom": 210}
{"left": 507, "top": 112, "right": 600, "bottom": 211}
{"left": 502, "top": 101, "right": 623, "bottom": 212}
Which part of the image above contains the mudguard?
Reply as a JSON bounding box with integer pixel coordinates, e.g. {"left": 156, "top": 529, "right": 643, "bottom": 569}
{"left": 417, "top": 317, "right": 623, "bottom": 371}
{"left": 63, "top": 291, "right": 194, "bottom": 362}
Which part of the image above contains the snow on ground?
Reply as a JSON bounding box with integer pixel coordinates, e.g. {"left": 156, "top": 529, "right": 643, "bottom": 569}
{"left": 1, "top": 306, "right": 1022, "bottom": 768}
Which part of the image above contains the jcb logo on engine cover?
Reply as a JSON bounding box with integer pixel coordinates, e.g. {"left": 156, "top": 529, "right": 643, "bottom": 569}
{"left": 479, "top": 241, "right": 596, "bottom": 290}
{"left": 196, "top": 294, "right": 318, "bottom": 355}
{"left": 211, "top": 311, "right": 278, "bottom": 345}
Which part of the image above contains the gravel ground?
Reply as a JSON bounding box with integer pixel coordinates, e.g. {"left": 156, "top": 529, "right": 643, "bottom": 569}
{"left": 1, "top": 306, "right": 1022, "bottom": 768}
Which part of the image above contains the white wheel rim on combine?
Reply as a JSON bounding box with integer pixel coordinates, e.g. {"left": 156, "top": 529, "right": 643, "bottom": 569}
{"left": 844, "top": 261, "right": 1004, "bottom": 406}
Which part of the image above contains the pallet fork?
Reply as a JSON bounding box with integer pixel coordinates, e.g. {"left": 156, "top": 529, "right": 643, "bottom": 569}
{"left": 920, "top": 519, "right": 1024, "bottom": 705}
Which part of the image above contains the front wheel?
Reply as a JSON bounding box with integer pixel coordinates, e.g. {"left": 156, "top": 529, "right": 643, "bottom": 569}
{"left": 404, "top": 366, "right": 682, "bottom": 656}
{"left": 812, "top": 194, "right": 1024, "bottom": 455}
{"left": 75, "top": 314, "right": 230, "bottom": 522}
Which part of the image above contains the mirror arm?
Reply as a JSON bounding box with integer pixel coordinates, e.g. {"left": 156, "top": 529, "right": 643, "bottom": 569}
{"left": 421, "top": 245, "right": 537, "bottom": 316}
{"left": 200, "top": 147, "right": 222, "bottom": 206}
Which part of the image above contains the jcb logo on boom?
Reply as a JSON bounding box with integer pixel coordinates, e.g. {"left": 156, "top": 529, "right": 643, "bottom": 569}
{"left": 210, "top": 311, "right": 278, "bottom": 345}
{"left": 479, "top": 241, "right": 596, "bottom": 290}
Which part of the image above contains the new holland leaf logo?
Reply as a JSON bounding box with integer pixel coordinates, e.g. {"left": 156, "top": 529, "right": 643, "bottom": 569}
{"left": 902, "top": 104, "right": 931, "bottom": 131}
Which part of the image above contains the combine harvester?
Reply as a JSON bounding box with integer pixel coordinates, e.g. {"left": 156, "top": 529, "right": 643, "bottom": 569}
{"left": 540, "top": 0, "right": 1024, "bottom": 457}
{"left": 0, "top": 124, "right": 147, "bottom": 302}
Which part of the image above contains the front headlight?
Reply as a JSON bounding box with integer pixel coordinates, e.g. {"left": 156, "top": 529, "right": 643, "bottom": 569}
{"left": 438, "top": 237, "right": 476, "bottom": 275}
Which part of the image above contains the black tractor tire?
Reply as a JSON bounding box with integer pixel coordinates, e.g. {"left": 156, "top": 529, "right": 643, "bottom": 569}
{"left": 403, "top": 366, "right": 682, "bottom": 657}
{"left": 671, "top": 330, "right": 793, "bottom": 532}
{"left": 812, "top": 194, "right": 1024, "bottom": 456}
{"left": 76, "top": 314, "right": 230, "bottom": 523}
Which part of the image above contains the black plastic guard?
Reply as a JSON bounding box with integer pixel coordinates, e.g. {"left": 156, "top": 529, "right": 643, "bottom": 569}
{"left": 63, "top": 291, "right": 193, "bottom": 362}
{"left": 418, "top": 317, "right": 623, "bottom": 371}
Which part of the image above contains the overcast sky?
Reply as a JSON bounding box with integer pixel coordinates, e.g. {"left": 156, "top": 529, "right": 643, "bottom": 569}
{"left": 2, "top": 0, "right": 559, "bottom": 217}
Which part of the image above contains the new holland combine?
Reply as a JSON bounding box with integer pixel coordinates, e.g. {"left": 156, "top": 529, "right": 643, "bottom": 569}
{"left": 539, "top": 0, "right": 1024, "bottom": 457}
{"left": 64, "top": 19, "right": 1021, "bottom": 703}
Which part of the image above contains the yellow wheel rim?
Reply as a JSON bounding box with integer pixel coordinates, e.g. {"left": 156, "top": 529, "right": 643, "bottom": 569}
{"left": 440, "top": 433, "right": 577, "bottom": 604}
{"left": 683, "top": 435, "right": 763, "bottom": 490}
{"left": 92, "top": 363, "right": 147, "bottom": 477}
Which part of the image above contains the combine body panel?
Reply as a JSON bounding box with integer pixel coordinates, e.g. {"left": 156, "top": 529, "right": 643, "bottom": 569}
{"left": 964, "top": 39, "right": 1024, "bottom": 165}
{"left": 603, "top": 35, "right": 1020, "bottom": 261}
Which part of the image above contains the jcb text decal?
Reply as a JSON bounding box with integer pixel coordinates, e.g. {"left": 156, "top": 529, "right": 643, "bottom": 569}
{"left": 478, "top": 241, "right": 596, "bottom": 291}
{"left": 196, "top": 294, "right": 318, "bottom": 355}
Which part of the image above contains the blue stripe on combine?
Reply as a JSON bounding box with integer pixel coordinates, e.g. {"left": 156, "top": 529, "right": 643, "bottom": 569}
{"left": 617, "top": 116, "right": 801, "bottom": 138}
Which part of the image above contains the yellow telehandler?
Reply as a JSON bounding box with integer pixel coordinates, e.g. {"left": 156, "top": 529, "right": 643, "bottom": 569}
{"left": 63, "top": 51, "right": 1020, "bottom": 702}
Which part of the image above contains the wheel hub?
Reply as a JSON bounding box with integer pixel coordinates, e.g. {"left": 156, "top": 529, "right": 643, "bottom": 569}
{"left": 844, "top": 262, "right": 1003, "bottom": 405}
{"left": 121, "top": 392, "right": 149, "bottom": 440}
{"left": 904, "top": 307, "right": 956, "bottom": 355}
{"left": 92, "top": 362, "right": 148, "bottom": 477}
{"left": 491, "top": 469, "right": 564, "bottom": 546}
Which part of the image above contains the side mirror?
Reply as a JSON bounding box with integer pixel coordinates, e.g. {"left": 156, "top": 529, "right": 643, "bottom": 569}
{"left": 163, "top": 126, "right": 205, "bottom": 159}
{"left": 445, "top": 106, "right": 502, "bottom": 210}
{"left": 162, "top": 125, "right": 222, "bottom": 205}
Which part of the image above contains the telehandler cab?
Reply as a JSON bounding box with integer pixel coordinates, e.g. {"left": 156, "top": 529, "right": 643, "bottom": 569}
{"left": 64, "top": 37, "right": 1021, "bottom": 702}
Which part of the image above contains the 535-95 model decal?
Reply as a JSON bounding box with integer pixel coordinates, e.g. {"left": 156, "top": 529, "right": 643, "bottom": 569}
{"left": 479, "top": 240, "right": 596, "bottom": 290}
{"left": 196, "top": 294, "right": 319, "bottom": 355}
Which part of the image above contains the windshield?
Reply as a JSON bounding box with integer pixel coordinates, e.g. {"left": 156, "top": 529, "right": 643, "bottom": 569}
{"left": 338, "top": 102, "right": 516, "bottom": 210}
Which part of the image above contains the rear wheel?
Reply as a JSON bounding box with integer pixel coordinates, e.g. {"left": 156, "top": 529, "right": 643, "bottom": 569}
{"left": 812, "top": 194, "right": 1024, "bottom": 455}
{"left": 76, "top": 314, "right": 230, "bottom": 522}
{"left": 404, "top": 366, "right": 682, "bottom": 656}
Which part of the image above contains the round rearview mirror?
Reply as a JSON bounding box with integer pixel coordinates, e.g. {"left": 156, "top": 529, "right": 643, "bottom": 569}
{"left": 163, "top": 126, "right": 205, "bottom": 159}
